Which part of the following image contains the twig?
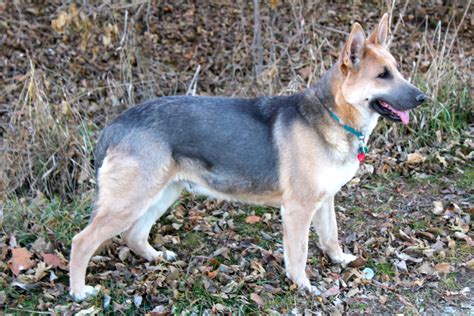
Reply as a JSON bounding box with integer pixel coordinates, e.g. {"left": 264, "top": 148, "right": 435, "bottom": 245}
{"left": 389, "top": 0, "right": 410, "bottom": 46}
{"left": 186, "top": 64, "right": 201, "bottom": 96}
{"left": 7, "top": 308, "right": 51, "bottom": 315}
{"left": 119, "top": 9, "right": 128, "bottom": 47}
{"left": 253, "top": 0, "right": 263, "bottom": 78}
{"left": 314, "top": 24, "right": 349, "bottom": 36}
{"left": 110, "top": 0, "right": 150, "bottom": 10}
{"left": 446, "top": 0, "right": 471, "bottom": 56}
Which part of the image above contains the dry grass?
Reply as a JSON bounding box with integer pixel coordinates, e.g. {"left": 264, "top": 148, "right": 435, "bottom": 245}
{"left": 5, "top": 61, "right": 95, "bottom": 198}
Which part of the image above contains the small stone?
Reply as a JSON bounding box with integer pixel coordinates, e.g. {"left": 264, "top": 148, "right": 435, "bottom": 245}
{"left": 133, "top": 295, "right": 143, "bottom": 308}
{"left": 103, "top": 295, "right": 111, "bottom": 309}
{"left": 362, "top": 267, "right": 375, "bottom": 280}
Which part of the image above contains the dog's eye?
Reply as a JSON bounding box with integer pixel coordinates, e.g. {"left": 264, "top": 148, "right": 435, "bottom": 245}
{"left": 377, "top": 67, "right": 391, "bottom": 79}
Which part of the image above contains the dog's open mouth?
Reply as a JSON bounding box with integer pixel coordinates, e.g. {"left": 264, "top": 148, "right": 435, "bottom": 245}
{"left": 370, "top": 100, "right": 410, "bottom": 125}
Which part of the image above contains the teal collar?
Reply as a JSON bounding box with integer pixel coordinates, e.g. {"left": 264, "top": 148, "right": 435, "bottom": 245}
{"left": 324, "top": 107, "right": 368, "bottom": 163}
{"left": 326, "top": 110, "right": 364, "bottom": 139}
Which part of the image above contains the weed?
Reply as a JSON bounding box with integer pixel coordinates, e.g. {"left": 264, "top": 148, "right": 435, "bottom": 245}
{"left": 367, "top": 259, "right": 395, "bottom": 277}
{"left": 3, "top": 194, "right": 91, "bottom": 248}
{"left": 349, "top": 301, "right": 368, "bottom": 311}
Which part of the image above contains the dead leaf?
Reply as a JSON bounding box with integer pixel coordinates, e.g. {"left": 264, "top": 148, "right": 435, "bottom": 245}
{"left": 76, "top": 306, "right": 101, "bottom": 316}
{"left": 50, "top": 271, "right": 58, "bottom": 282}
{"left": 406, "top": 152, "right": 425, "bottom": 164}
{"left": 42, "top": 253, "right": 68, "bottom": 270}
{"left": 434, "top": 263, "right": 452, "bottom": 274}
{"left": 348, "top": 256, "right": 367, "bottom": 268}
{"left": 322, "top": 285, "right": 340, "bottom": 297}
{"left": 118, "top": 247, "right": 130, "bottom": 262}
{"left": 212, "top": 247, "right": 229, "bottom": 259}
{"left": 250, "top": 260, "right": 266, "bottom": 274}
{"left": 250, "top": 292, "right": 265, "bottom": 306}
{"left": 446, "top": 203, "right": 462, "bottom": 213}
{"left": 447, "top": 237, "right": 456, "bottom": 251}
{"left": 396, "top": 252, "right": 423, "bottom": 263}
{"left": 150, "top": 305, "right": 167, "bottom": 315}
{"left": 269, "top": 0, "right": 279, "bottom": 9}
{"left": 51, "top": 11, "right": 69, "bottom": 33}
{"left": 212, "top": 303, "right": 227, "bottom": 313}
{"left": 413, "top": 279, "right": 424, "bottom": 287}
{"left": 245, "top": 215, "right": 261, "bottom": 224}
{"left": 453, "top": 232, "right": 474, "bottom": 246}
{"left": 465, "top": 258, "right": 474, "bottom": 270}
{"left": 445, "top": 287, "right": 471, "bottom": 297}
{"left": 207, "top": 269, "right": 219, "bottom": 279}
{"left": 8, "top": 248, "right": 35, "bottom": 276}
{"left": 34, "top": 261, "right": 50, "bottom": 281}
{"left": 9, "top": 236, "right": 17, "bottom": 248}
{"left": 31, "top": 236, "right": 53, "bottom": 253}
{"left": 436, "top": 153, "right": 447, "bottom": 167}
{"left": 417, "top": 262, "right": 436, "bottom": 275}
{"left": 432, "top": 201, "right": 444, "bottom": 215}
{"left": 346, "top": 287, "right": 360, "bottom": 297}
{"left": 395, "top": 260, "right": 408, "bottom": 271}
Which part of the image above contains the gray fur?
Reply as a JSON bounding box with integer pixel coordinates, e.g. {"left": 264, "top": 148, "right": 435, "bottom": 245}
{"left": 379, "top": 82, "right": 424, "bottom": 110}
{"left": 95, "top": 94, "right": 311, "bottom": 194}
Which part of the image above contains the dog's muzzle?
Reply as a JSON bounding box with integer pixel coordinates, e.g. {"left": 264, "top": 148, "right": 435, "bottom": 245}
{"left": 370, "top": 90, "right": 426, "bottom": 125}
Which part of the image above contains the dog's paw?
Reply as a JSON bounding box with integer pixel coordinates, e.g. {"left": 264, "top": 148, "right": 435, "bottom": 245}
{"left": 297, "top": 282, "right": 323, "bottom": 296}
{"left": 331, "top": 252, "right": 358, "bottom": 266}
{"left": 70, "top": 285, "right": 99, "bottom": 301}
{"left": 288, "top": 274, "right": 311, "bottom": 290}
{"left": 287, "top": 273, "right": 323, "bottom": 296}
{"left": 156, "top": 249, "right": 176, "bottom": 261}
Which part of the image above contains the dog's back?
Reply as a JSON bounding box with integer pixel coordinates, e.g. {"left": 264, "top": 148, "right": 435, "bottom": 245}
{"left": 95, "top": 95, "right": 304, "bottom": 194}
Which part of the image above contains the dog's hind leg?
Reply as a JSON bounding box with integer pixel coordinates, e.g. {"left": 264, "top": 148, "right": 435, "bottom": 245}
{"left": 69, "top": 153, "right": 173, "bottom": 301}
{"left": 122, "top": 182, "right": 181, "bottom": 261}
{"left": 312, "top": 195, "right": 357, "bottom": 265}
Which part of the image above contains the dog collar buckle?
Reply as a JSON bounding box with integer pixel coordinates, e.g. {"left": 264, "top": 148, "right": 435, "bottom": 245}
{"left": 357, "top": 137, "right": 368, "bottom": 163}
{"left": 322, "top": 105, "right": 369, "bottom": 163}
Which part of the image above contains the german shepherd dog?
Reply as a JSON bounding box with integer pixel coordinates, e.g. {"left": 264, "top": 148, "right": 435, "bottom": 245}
{"left": 70, "top": 14, "right": 426, "bottom": 300}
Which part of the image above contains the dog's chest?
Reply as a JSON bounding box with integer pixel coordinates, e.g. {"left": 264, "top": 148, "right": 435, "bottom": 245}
{"left": 316, "top": 158, "right": 359, "bottom": 195}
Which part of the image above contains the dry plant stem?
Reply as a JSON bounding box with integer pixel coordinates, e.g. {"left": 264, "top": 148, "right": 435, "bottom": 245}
{"left": 253, "top": 0, "right": 263, "bottom": 79}
{"left": 187, "top": 65, "right": 201, "bottom": 96}
{"left": 388, "top": 0, "right": 410, "bottom": 46}
{"left": 446, "top": 0, "right": 471, "bottom": 56}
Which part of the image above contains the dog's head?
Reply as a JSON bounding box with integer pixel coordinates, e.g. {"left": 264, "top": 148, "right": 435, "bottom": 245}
{"left": 337, "top": 13, "right": 426, "bottom": 125}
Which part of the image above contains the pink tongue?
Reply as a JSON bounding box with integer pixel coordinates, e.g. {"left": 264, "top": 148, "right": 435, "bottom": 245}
{"left": 380, "top": 101, "right": 410, "bottom": 125}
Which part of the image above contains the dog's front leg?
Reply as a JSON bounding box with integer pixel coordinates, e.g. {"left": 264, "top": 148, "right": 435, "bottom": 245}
{"left": 281, "top": 201, "right": 318, "bottom": 292}
{"left": 312, "top": 195, "right": 357, "bottom": 265}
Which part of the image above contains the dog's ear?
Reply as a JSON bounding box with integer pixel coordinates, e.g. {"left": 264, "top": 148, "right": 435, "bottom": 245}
{"left": 368, "top": 13, "right": 389, "bottom": 46}
{"left": 340, "top": 23, "right": 366, "bottom": 73}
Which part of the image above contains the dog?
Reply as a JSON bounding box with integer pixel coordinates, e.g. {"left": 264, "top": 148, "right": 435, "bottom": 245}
{"left": 69, "top": 13, "right": 426, "bottom": 300}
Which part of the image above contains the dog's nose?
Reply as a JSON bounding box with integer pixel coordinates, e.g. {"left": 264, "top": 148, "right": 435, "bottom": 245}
{"left": 416, "top": 94, "right": 426, "bottom": 103}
